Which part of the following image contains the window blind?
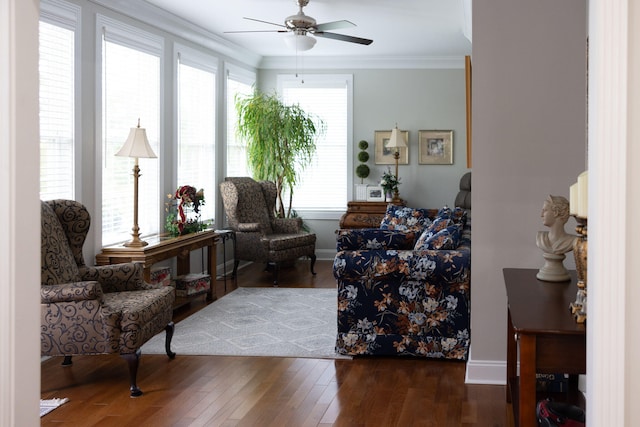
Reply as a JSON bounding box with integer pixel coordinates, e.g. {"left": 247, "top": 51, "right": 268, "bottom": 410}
{"left": 39, "top": 20, "right": 75, "bottom": 200}
{"left": 226, "top": 68, "right": 255, "bottom": 178}
{"left": 101, "top": 27, "right": 161, "bottom": 245}
{"left": 177, "top": 58, "right": 216, "bottom": 222}
{"left": 279, "top": 75, "right": 351, "bottom": 213}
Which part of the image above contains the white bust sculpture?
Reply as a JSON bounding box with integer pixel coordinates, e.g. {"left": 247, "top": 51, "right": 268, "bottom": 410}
{"left": 536, "top": 195, "right": 577, "bottom": 281}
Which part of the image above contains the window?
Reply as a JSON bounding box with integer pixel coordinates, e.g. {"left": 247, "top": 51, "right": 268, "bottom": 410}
{"left": 39, "top": 0, "right": 80, "bottom": 200}
{"left": 278, "top": 74, "right": 353, "bottom": 217}
{"left": 99, "top": 16, "right": 162, "bottom": 245}
{"left": 226, "top": 66, "right": 255, "bottom": 178}
{"left": 176, "top": 46, "right": 216, "bottom": 222}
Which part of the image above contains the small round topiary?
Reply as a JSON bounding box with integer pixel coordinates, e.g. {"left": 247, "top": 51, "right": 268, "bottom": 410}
{"left": 357, "top": 151, "right": 370, "bottom": 162}
{"left": 358, "top": 140, "right": 369, "bottom": 150}
{"left": 356, "top": 163, "right": 370, "bottom": 179}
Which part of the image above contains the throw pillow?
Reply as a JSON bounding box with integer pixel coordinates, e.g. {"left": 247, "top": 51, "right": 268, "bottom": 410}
{"left": 414, "top": 224, "right": 462, "bottom": 251}
{"left": 380, "top": 205, "right": 433, "bottom": 233}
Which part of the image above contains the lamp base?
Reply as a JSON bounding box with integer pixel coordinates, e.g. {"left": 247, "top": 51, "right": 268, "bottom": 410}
{"left": 122, "top": 234, "right": 149, "bottom": 248}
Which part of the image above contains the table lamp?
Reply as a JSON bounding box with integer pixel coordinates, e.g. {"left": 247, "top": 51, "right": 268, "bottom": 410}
{"left": 387, "top": 124, "right": 407, "bottom": 203}
{"left": 115, "top": 119, "right": 157, "bottom": 247}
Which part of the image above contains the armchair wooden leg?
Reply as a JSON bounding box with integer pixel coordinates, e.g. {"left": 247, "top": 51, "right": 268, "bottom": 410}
{"left": 165, "top": 321, "right": 176, "bottom": 359}
{"left": 61, "top": 355, "right": 73, "bottom": 366}
{"left": 121, "top": 350, "right": 143, "bottom": 397}
{"left": 272, "top": 262, "right": 280, "bottom": 287}
{"left": 310, "top": 254, "right": 317, "bottom": 275}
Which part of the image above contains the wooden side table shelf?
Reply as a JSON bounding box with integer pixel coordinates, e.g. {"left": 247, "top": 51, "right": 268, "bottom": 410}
{"left": 96, "top": 229, "right": 218, "bottom": 304}
{"left": 504, "top": 268, "right": 586, "bottom": 427}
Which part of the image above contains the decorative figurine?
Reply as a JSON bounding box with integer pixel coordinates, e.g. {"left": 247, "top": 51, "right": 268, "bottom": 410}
{"left": 536, "top": 195, "right": 578, "bottom": 282}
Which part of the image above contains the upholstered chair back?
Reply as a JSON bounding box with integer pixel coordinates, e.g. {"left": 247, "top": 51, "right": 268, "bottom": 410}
{"left": 220, "top": 177, "right": 274, "bottom": 234}
{"left": 455, "top": 172, "right": 471, "bottom": 210}
{"left": 41, "top": 200, "right": 84, "bottom": 286}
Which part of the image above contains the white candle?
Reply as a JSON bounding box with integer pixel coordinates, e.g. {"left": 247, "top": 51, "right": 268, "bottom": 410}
{"left": 577, "top": 170, "right": 588, "bottom": 218}
{"left": 569, "top": 182, "right": 578, "bottom": 215}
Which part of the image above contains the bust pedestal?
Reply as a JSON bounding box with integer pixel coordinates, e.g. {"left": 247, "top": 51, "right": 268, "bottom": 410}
{"left": 537, "top": 252, "right": 571, "bottom": 282}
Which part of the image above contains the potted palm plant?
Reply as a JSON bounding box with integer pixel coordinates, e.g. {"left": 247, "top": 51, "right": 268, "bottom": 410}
{"left": 235, "top": 88, "right": 325, "bottom": 218}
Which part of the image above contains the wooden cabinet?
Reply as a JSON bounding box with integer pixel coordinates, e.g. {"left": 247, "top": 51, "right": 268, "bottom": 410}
{"left": 339, "top": 201, "right": 405, "bottom": 229}
{"left": 504, "top": 268, "right": 585, "bottom": 427}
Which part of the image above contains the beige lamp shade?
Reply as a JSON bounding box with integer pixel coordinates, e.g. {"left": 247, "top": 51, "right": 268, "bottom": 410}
{"left": 116, "top": 123, "right": 157, "bottom": 159}
{"left": 387, "top": 126, "right": 407, "bottom": 149}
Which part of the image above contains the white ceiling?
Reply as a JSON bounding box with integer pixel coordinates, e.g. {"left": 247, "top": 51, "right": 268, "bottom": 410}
{"left": 142, "top": 0, "right": 472, "bottom": 63}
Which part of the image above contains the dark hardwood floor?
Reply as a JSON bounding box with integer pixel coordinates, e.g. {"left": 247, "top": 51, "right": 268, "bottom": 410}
{"left": 41, "top": 259, "right": 510, "bottom": 426}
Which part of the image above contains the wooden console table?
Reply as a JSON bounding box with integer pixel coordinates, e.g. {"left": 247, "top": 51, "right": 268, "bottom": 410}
{"left": 504, "top": 268, "right": 586, "bottom": 427}
{"left": 339, "top": 201, "right": 404, "bottom": 229}
{"left": 96, "top": 229, "right": 218, "bottom": 302}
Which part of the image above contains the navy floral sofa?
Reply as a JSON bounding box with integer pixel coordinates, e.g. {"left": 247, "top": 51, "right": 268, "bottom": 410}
{"left": 333, "top": 205, "right": 471, "bottom": 360}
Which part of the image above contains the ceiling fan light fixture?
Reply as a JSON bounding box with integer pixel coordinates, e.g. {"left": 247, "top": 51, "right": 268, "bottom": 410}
{"left": 284, "top": 33, "right": 316, "bottom": 51}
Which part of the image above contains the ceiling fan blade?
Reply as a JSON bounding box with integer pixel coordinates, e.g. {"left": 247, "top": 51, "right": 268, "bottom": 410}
{"left": 243, "top": 17, "right": 287, "bottom": 29}
{"left": 224, "top": 30, "right": 287, "bottom": 34}
{"left": 314, "top": 31, "right": 373, "bottom": 45}
{"left": 315, "top": 20, "right": 355, "bottom": 31}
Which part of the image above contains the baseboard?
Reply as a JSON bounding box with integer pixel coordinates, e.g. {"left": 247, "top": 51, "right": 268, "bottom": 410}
{"left": 465, "top": 357, "right": 507, "bottom": 385}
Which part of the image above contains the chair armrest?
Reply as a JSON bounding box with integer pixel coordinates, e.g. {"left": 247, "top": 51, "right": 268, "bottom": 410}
{"left": 41, "top": 281, "right": 104, "bottom": 304}
{"left": 79, "top": 262, "right": 147, "bottom": 293}
{"left": 237, "top": 222, "right": 262, "bottom": 233}
{"left": 335, "top": 228, "right": 417, "bottom": 251}
{"left": 272, "top": 217, "right": 302, "bottom": 233}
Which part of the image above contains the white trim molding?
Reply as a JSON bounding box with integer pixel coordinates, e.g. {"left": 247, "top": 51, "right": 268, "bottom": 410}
{"left": 0, "top": 0, "right": 41, "bottom": 425}
{"left": 588, "top": 0, "right": 640, "bottom": 425}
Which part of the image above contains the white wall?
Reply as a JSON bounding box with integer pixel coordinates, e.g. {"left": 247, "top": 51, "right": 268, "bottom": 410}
{"left": 0, "top": 0, "right": 41, "bottom": 425}
{"left": 467, "top": 0, "right": 587, "bottom": 383}
{"left": 259, "top": 68, "right": 470, "bottom": 253}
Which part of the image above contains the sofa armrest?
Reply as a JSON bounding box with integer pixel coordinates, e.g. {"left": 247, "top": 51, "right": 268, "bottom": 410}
{"left": 335, "top": 228, "right": 417, "bottom": 251}
{"left": 79, "top": 262, "right": 148, "bottom": 293}
{"left": 41, "top": 281, "right": 104, "bottom": 304}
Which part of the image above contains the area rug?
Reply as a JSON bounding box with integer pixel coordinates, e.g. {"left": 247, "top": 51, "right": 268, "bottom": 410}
{"left": 40, "top": 398, "right": 69, "bottom": 417}
{"left": 141, "top": 287, "right": 348, "bottom": 359}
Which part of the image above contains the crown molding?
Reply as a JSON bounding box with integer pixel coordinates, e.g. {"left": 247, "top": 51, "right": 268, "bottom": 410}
{"left": 258, "top": 55, "right": 466, "bottom": 70}
{"left": 90, "top": 0, "right": 262, "bottom": 68}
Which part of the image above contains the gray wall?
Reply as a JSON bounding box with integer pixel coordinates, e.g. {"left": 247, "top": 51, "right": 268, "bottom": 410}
{"left": 259, "top": 68, "right": 469, "bottom": 255}
{"left": 467, "top": 0, "right": 587, "bottom": 383}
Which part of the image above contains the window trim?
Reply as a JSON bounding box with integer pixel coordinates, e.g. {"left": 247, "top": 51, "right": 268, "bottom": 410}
{"left": 173, "top": 42, "right": 218, "bottom": 223}
{"left": 95, "top": 14, "right": 165, "bottom": 246}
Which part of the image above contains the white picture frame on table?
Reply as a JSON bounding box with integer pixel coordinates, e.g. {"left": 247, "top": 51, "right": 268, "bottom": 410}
{"left": 366, "top": 186, "right": 384, "bottom": 202}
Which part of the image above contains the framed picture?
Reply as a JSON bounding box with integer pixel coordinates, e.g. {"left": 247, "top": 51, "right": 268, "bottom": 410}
{"left": 419, "top": 130, "right": 453, "bottom": 165}
{"left": 374, "top": 130, "right": 409, "bottom": 165}
{"left": 366, "top": 186, "right": 384, "bottom": 202}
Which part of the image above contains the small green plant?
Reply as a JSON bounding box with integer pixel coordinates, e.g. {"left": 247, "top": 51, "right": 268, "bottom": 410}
{"left": 356, "top": 140, "right": 370, "bottom": 183}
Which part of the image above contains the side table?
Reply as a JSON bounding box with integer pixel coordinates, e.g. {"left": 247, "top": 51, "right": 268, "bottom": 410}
{"left": 504, "top": 268, "right": 586, "bottom": 427}
{"left": 96, "top": 229, "right": 218, "bottom": 303}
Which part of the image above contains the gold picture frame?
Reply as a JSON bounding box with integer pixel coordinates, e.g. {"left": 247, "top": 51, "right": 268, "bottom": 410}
{"left": 374, "top": 130, "right": 409, "bottom": 165}
{"left": 419, "top": 130, "right": 453, "bottom": 165}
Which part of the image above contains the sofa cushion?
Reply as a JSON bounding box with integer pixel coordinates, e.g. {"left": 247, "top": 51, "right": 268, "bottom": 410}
{"left": 380, "top": 205, "right": 433, "bottom": 233}
{"left": 414, "top": 224, "right": 462, "bottom": 250}
{"left": 437, "top": 205, "right": 468, "bottom": 226}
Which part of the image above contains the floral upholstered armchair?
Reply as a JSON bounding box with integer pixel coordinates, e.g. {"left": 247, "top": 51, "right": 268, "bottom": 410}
{"left": 333, "top": 205, "right": 471, "bottom": 360}
{"left": 41, "top": 199, "right": 176, "bottom": 397}
{"left": 219, "top": 177, "right": 317, "bottom": 285}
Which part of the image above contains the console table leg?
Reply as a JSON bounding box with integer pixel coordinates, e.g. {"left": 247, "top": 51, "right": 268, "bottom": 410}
{"left": 519, "top": 333, "right": 537, "bottom": 427}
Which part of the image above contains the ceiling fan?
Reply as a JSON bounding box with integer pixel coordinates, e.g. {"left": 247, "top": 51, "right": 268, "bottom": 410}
{"left": 225, "top": 0, "right": 373, "bottom": 51}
